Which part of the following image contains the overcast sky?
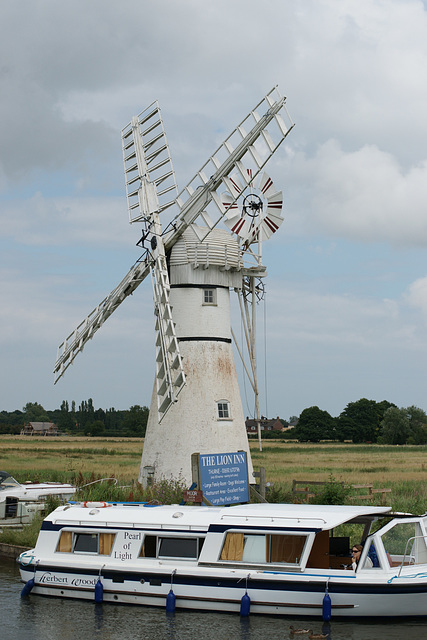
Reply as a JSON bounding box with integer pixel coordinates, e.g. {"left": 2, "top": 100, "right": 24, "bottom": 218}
{"left": 1, "top": 0, "right": 427, "bottom": 420}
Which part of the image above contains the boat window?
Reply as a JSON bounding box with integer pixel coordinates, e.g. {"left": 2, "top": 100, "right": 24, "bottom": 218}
{"left": 242, "top": 535, "right": 266, "bottom": 563}
{"left": 138, "top": 535, "right": 203, "bottom": 559}
{"left": 73, "top": 533, "right": 98, "bottom": 554}
{"left": 364, "top": 541, "right": 381, "bottom": 569}
{"left": 381, "top": 521, "right": 427, "bottom": 566}
{"left": 269, "top": 534, "right": 307, "bottom": 564}
{"left": 99, "top": 533, "right": 116, "bottom": 555}
{"left": 220, "top": 532, "right": 308, "bottom": 565}
{"left": 139, "top": 534, "right": 157, "bottom": 558}
{"left": 158, "top": 537, "right": 198, "bottom": 559}
{"left": 56, "top": 531, "right": 116, "bottom": 555}
{"left": 56, "top": 530, "right": 73, "bottom": 553}
{"left": 220, "top": 532, "right": 244, "bottom": 561}
{"left": 329, "top": 536, "right": 350, "bottom": 556}
{"left": 0, "top": 472, "right": 20, "bottom": 490}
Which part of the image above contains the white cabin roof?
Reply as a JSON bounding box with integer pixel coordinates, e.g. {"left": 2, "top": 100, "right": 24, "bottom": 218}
{"left": 48, "top": 502, "right": 392, "bottom": 532}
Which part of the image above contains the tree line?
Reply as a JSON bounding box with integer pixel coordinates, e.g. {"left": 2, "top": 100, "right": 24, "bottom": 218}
{"left": 1, "top": 397, "right": 426, "bottom": 444}
{"left": 0, "top": 400, "right": 148, "bottom": 437}
{"left": 294, "top": 398, "right": 427, "bottom": 445}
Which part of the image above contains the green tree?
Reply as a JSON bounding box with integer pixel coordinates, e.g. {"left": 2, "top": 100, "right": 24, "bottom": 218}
{"left": 122, "top": 405, "right": 149, "bottom": 436}
{"left": 56, "top": 400, "right": 75, "bottom": 433}
{"left": 76, "top": 398, "right": 95, "bottom": 430}
{"left": 295, "top": 406, "right": 335, "bottom": 442}
{"left": 334, "top": 414, "right": 357, "bottom": 442}
{"left": 380, "top": 407, "right": 409, "bottom": 444}
{"left": 85, "top": 420, "right": 105, "bottom": 437}
{"left": 23, "top": 402, "right": 50, "bottom": 423}
{"left": 406, "top": 406, "right": 427, "bottom": 444}
{"left": 339, "top": 398, "right": 395, "bottom": 443}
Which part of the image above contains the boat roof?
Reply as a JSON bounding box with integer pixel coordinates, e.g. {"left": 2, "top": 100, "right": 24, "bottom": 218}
{"left": 48, "top": 502, "right": 392, "bottom": 532}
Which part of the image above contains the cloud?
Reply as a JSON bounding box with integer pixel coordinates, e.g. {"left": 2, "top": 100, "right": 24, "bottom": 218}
{"left": 1, "top": 193, "right": 138, "bottom": 248}
{"left": 283, "top": 140, "right": 427, "bottom": 246}
{"left": 2, "top": 0, "right": 427, "bottom": 420}
{"left": 406, "top": 276, "right": 427, "bottom": 318}
{"left": 0, "top": 267, "right": 154, "bottom": 412}
{"left": 255, "top": 277, "right": 427, "bottom": 417}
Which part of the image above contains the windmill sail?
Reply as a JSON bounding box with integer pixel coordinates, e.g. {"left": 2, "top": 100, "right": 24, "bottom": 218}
{"left": 122, "top": 101, "right": 178, "bottom": 221}
{"left": 165, "top": 86, "right": 293, "bottom": 250}
{"left": 54, "top": 260, "right": 150, "bottom": 383}
{"left": 122, "top": 103, "right": 185, "bottom": 419}
{"left": 55, "top": 101, "right": 185, "bottom": 420}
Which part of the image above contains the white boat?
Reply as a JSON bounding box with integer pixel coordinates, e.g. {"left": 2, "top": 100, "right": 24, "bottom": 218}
{"left": 0, "top": 471, "right": 75, "bottom": 528}
{"left": 18, "top": 501, "right": 427, "bottom": 618}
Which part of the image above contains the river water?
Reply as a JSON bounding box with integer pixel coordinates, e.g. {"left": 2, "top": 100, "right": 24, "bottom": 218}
{"left": 2, "top": 557, "right": 427, "bottom": 640}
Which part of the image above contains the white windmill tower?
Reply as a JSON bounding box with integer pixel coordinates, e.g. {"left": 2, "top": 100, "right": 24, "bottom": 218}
{"left": 54, "top": 87, "right": 294, "bottom": 486}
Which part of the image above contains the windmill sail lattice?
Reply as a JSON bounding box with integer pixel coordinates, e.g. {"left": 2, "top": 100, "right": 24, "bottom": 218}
{"left": 166, "top": 87, "right": 293, "bottom": 249}
{"left": 150, "top": 226, "right": 186, "bottom": 419}
{"left": 122, "top": 104, "right": 185, "bottom": 419}
{"left": 122, "top": 101, "right": 178, "bottom": 221}
{"left": 54, "top": 261, "right": 150, "bottom": 384}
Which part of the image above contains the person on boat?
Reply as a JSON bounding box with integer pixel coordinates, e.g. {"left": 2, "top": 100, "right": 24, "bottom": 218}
{"left": 351, "top": 544, "right": 373, "bottom": 570}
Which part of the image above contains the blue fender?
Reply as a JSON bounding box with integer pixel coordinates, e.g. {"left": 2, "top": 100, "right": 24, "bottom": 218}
{"left": 322, "top": 590, "right": 332, "bottom": 621}
{"left": 20, "top": 578, "right": 35, "bottom": 597}
{"left": 240, "top": 592, "right": 251, "bottom": 617}
{"left": 166, "top": 588, "right": 176, "bottom": 613}
{"left": 94, "top": 578, "right": 104, "bottom": 603}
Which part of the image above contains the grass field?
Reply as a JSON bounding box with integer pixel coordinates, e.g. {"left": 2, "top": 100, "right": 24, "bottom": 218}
{"left": 1, "top": 436, "right": 427, "bottom": 512}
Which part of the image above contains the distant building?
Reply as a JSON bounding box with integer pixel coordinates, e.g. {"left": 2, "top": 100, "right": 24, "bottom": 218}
{"left": 20, "top": 422, "right": 58, "bottom": 436}
{"left": 245, "top": 416, "right": 284, "bottom": 433}
{"left": 287, "top": 418, "right": 299, "bottom": 429}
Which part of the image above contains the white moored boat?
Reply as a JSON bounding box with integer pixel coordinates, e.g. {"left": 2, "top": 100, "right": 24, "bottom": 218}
{"left": 18, "top": 501, "right": 427, "bottom": 618}
{"left": 0, "top": 471, "right": 75, "bottom": 528}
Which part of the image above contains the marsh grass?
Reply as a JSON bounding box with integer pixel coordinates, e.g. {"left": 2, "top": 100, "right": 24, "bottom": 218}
{"left": 0, "top": 514, "right": 44, "bottom": 548}
{"left": 0, "top": 436, "right": 142, "bottom": 482}
{"left": 1, "top": 436, "right": 427, "bottom": 513}
{"left": 252, "top": 441, "right": 427, "bottom": 482}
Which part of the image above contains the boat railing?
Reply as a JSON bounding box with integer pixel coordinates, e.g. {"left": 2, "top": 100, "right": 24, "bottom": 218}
{"left": 79, "top": 477, "right": 119, "bottom": 489}
{"left": 220, "top": 514, "right": 327, "bottom": 524}
{"left": 397, "top": 535, "right": 427, "bottom": 577}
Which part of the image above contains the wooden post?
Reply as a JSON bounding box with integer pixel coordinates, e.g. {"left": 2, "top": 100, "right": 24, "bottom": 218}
{"left": 253, "top": 467, "right": 266, "bottom": 499}
{"left": 191, "top": 452, "right": 201, "bottom": 488}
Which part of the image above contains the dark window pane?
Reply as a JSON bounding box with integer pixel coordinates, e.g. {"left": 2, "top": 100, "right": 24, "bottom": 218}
{"left": 159, "top": 537, "right": 198, "bottom": 558}
{"left": 74, "top": 533, "right": 98, "bottom": 553}
{"left": 140, "top": 535, "right": 157, "bottom": 558}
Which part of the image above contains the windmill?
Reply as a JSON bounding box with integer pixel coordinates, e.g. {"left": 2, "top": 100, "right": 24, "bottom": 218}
{"left": 54, "top": 87, "right": 294, "bottom": 486}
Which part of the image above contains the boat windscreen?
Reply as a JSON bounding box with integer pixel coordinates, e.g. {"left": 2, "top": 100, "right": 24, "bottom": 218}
{"left": 0, "top": 472, "right": 20, "bottom": 490}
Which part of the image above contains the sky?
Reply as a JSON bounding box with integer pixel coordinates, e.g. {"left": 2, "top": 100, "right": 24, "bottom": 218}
{"left": 1, "top": 0, "right": 427, "bottom": 421}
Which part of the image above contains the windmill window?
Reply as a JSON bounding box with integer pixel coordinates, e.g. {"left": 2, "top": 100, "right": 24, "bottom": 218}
{"left": 203, "top": 288, "right": 217, "bottom": 305}
{"left": 217, "top": 401, "right": 230, "bottom": 419}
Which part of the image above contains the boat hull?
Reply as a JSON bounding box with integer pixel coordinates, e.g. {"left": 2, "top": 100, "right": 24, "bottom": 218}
{"left": 19, "top": 563, "right": 427, "bottom": 618}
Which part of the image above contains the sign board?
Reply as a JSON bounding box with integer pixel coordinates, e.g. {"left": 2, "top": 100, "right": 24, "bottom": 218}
{"left": 183, "top": 489, "right": 203, "bottom": 503}
{"left": 197, "top": 451, "right": 249, "bottom": 506}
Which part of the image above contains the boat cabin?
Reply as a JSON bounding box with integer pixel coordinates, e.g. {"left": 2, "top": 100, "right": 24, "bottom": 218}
{"left": 34, "top": 502, "right": 427, "bottom": 576}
